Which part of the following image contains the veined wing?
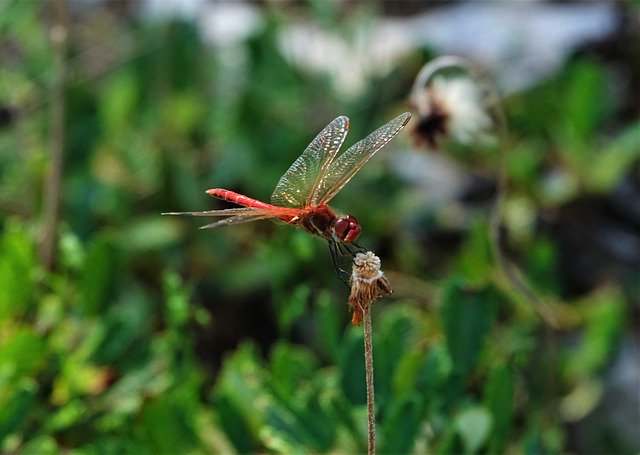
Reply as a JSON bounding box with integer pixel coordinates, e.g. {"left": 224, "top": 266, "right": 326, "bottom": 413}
{"left": 198, "top": 212, "right": 285, "bottom": 229}
{"left": 162, "top": 206, "right": 303, "bottom": 229}
{"left": 315, "top": 112, "right": 411, "bottom": 204}
{"left": 163, "top": 207, "right": 270, "bottom": 217}
{"left": 271, "top": 116, "right": 350, "bottom": 208}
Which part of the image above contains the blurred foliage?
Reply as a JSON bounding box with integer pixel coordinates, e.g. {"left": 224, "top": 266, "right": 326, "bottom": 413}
{"left": 1, "top": 1, "right": 638, "bottom": 454}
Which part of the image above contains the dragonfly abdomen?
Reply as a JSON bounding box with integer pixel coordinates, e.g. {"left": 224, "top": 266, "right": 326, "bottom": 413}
{"left": 206, "top": 188, "right": 300, "bottom": 224}
{"left": 207, "top": 188, "right": 275, "bottom": 210}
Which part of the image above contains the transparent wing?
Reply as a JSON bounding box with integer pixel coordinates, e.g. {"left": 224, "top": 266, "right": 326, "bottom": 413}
{"left": 315, "top": 112, "right": 411, "bottom": 204}
{"left": 163, "top": 207, "right": 271, "bottom": 217}
{"left": 271, "top": 116, "right": 350, "bottom": 208}
{"left": 162, "top": 206, "right": 303, "bottom": 230}
{"left": 198, "top": 212, "right": 283, "bottom": 229}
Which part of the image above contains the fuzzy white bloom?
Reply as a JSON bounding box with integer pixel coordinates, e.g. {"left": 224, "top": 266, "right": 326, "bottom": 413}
{"left": 410, "top": 75, "right": 492, "bottom": 147}
{"left": 352, "top": 251, "right": 384, "bottom": 283}
{"left": 349, "top": 252, "right": 392, "bottom": 326}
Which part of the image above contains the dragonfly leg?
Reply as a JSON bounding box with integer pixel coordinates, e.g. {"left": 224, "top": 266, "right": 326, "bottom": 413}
{"left": 328, "top": 241, "right": 351, "bottom": 286}
{"left": 343, "top": 241, "right": 367, "bottom": 256}
{"left": 337, "top": 241, "right": 366, "bottom": 257}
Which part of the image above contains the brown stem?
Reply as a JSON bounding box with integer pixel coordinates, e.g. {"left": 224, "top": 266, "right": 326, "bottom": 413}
{"left": 363, "top": 303, "right": 375, "bottom": 455}
{"left": 40, "top": 0, "right": 69, "bottom": 269}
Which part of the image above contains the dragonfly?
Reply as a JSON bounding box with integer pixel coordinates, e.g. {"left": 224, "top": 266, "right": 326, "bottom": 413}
{"left": 164, "top": 112, "right": 411, "bottom": 276}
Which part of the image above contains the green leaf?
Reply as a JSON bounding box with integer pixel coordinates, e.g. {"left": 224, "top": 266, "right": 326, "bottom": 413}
{"left": 90, "top": 290, "right": 153, "bottom": 367}
{"left": 378, "top": 396, "right": 424, "bottom": 454}
{"left": 117, "top": 217, "right": 182, "bottom": 252}
{"left": 456, "top": 221, "right": 494, "bottom": 286}
{"left": 0, "top": 329, "right": 45, "bottom": 378}
{"left": 440, "top": 279, "right": 497, "bottom": 380}
{"left": 275, "top": 284, "right": 310, "bottom": 333}
{"left": 436, "top": 423, "right": 463, "bottom": 455}
{"left": 484, "top": 365, "right": 516, "bottom": 454}
{"left": 587, "top": 120, "right": 640, "bottom": 192}
{"left": 564, "top": 287, "right": 626, "bottom": 380}
{"left": 80, "top": 233, "right": 120, "bottom": 314}
{"left": 262, "top": 389, "right": 336, "bottom": 453}
{"left": 160, "top": 90, "right": 206, "bottom": 137}
{"left": 43, "top": 400, "right": 87, "bottom": 433}
{"left": 413, "top": 345, "right": 453, "bottom": 411}
{"left": 0, "top": 221, "right": 37, "bottom": 319}
{"left": 213, "top": 394, "right": 256, "bottom": 454}
{"left": 561, "top": 59, "right": 612, "bottom": 143}
{"left": 392, "top": 350, "right": 424, "bottom": 398}
{"left": 0, "top": 378, "right": 37, "bottom": 441}
{"left": 269, "top": 342, "right": 318, "bottom": 398}
{"left": 162, "top": 270, "right": 191, "bottom": 330}
{"left": 525, "top": 237, "right": 560, "bottom": 294}
{"left": 314, "top": 290, "right": 341, "bottom": 361}
{"left": 374, "top": 308, "right": 418, "bottom": 410}
{"left": 338, "top": 331, "right": 366, "bottom": 405}
{"left": 522, "top": 431, "right": 554, "bottom": 455}
{"left": 454, "top": 406, "right": 493, "bottom": 454}
{"left": 212, "top": 343, "right": 266, "bottom": 451}
{"left": 137, "top": 393, "right": 201, "bottom": 453}
{"left": 20, "top": 436, "right": 58, "bottom": 455}
{"left": 98, "top": 69, "right": 139, "bottom": 135}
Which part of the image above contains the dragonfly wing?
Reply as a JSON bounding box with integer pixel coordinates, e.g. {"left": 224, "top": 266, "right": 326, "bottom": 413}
{"left": 198, "top": 212, "right": 283, "bottom": 229}
{"left": 163, "top": 206, "right": 304, "bottom": 230}
{"left": 271, "top": 116, "right": 350, "bottom": 208}
{"left": 162, "top": 207, "right": 271, "bottom": 217}
{"left": 314, "top": 112, "right": 411, "bottom": 204}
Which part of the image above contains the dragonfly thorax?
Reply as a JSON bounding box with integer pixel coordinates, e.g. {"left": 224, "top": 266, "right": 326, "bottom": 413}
{"left": 332, "top": 215, "right": 361, "bottom": 244}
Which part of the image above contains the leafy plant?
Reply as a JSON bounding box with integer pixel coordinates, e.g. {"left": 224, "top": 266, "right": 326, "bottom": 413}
{"left": 0, "top": 1, "right": 637, "bottom": 453}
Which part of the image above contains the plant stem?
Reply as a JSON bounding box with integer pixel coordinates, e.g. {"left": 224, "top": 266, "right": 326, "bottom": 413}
{"left": 40, "top": 0, "right": 69, "bottom": 269}
{"left": 363, "top": 303, "right": 375, "bottom": 455}
{"left": 485, "top": 68, "right": 560, "bottom": 329}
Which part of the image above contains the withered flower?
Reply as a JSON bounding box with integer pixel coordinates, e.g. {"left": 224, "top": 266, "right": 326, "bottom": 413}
{"left": 348, "top": 251, "right": 392, "bottom": 325}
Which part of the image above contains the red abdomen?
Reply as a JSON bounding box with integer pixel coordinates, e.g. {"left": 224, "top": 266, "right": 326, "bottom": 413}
{"left": 206, "top": 188, "right": 277, "bottom": 210}
{"left": 206, "top": 188, "right": 299, "bottom": 223}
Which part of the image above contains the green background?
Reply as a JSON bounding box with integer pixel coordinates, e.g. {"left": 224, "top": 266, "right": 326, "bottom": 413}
{"left": 1, "top": 1, "right": 638, "bottom": 453}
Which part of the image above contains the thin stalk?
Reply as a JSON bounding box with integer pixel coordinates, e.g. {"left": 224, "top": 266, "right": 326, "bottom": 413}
{"left": 363, "top": 303, "right": 375, "bottom": 455}
{"left": 40, "top": 0, "right": 69, "bottom": 269}
{"left": 483, "top": 66, "right": 561, "bottom": 328}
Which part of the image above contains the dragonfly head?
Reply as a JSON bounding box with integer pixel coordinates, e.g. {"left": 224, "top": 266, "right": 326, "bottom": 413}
{"left": 333, "top": 215, "right": 361, "bottom": 243}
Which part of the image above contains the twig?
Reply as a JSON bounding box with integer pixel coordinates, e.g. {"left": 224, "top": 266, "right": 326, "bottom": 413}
{"left": 362, "top": 302, "right": 375, "bottom": 455}
{"left": 40, "top": 0, "right": 69, "bottom": 269}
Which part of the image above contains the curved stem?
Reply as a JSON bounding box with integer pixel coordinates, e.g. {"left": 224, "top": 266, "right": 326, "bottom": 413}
{"left": 412, "top": 56, "right": 559, "bottom": 327}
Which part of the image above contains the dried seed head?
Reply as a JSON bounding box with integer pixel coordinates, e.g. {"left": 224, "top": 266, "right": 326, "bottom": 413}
{"left": 348, "top": 252, "right": 393, "bottom": 325}
{"left": 353, "top": 251, "right": 382, "bottom": 280}
{"left": 409, "top": 75, "right": 492, "bottom": 148}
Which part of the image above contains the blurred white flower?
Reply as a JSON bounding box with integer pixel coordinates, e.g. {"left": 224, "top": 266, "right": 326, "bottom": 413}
{"left": 409, "top": 75, "right": 492, "bottom": 147}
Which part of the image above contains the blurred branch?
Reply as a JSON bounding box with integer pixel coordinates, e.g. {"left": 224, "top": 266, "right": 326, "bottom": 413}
{"left": 39, "top": 0, "right": 69, "bottom": 269}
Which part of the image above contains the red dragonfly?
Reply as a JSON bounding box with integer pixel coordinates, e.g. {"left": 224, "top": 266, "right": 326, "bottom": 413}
{"left": 164, "top": 112, "right": 411, "bottom": 273}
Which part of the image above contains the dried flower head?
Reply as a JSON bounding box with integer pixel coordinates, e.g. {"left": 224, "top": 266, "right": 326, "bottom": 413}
{"left": 348, "top": 251, "right": 392, "bottom": 325}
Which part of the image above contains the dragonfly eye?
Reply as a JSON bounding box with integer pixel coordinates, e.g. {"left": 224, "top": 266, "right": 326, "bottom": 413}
{"left": 334, "top": 215, "right": 361, "bottom": 243}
